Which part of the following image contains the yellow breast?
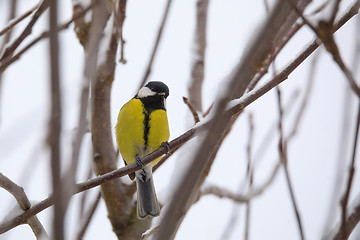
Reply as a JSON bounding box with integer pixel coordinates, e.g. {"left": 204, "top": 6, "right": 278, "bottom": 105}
{"left": 115, "top": 98, "right": 170, "bottom": 165}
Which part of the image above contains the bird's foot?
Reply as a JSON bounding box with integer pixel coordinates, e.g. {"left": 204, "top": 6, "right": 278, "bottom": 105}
{"left": 135, "top": 155, "right": 144, "bottom": 168}
{"left": 161, "top": 142, "right": 170, "bottom": 154}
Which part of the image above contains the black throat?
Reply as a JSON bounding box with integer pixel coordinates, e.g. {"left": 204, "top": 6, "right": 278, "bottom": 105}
{"left": 138, "top": 95, "right": 166, "bottom": 113}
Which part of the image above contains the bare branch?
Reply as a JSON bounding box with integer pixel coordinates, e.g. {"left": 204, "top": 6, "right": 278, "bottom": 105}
{"left": 48, "top": 0, "right": 64, "bottom": 238}
{"left": 0, "top": 173, "right": 48, "bottom": 239}
{"left": 78, "top": 163, "right": 94, "bottom": 220}
{"left": 138, "top": 0, "right": 174, "bottom": 90}
{"left": 288, "top": 0, "right": 360, "bottom": 98}
{"left": 339, "top": 102, "right": 360, "bottom": 239}
{"left": 0, "top": 2, "right": 96, "bottom": 73}
{"left": 0, "top": 0, "right": 17, "bottom": 118}
{"left": 202, "top": 102, "right": 213, "bottom": 118}
{"left": 183, "top": 97, "right": 200, "bottom": 124}
{"left": 287, "top": 51, "right": 319, "bottom": 140}
{"left": 248, "top": 20, "right": 304, "bottom": 91}
{"left": 323, "top": 194, "right": 360, "bottom": 240}
{"left": 153, "top": 1, "right": 308, "bottom": 238}
{"left": 200, "top": 162, "right": 280, "bottom": 203}
{"left": 188, "top": 0, "right": 209, "bottom": 112}
{"left": 276, "top": 87, "right": 305, "bottom": 240}
{"left": 76, "top": 191, "right": 102, "bottom": 240}
{"left": 115, "top": 0, "right": 128, "bottom": 63}
{"left": 85, "top": 1, "right": 153, "bottom": 237}
{"left": 252, "top": 89, "right": 299, "bottom": 167}
{"left": 245, "top": 113, "right": 254, "bottom": 240}
{"left": 0, "top": 2, "right": 36, "bottom": 37}
{"left": 0, "top": 0, "right": 49, "bottom": 61}
{"left": 247, "top": 0, "right": 310, "bottom": 91}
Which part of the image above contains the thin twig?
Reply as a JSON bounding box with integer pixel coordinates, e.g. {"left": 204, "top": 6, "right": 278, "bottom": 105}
{"left": 0, "top": 0, "right": 17, "bottom": 120}
{"left": 276, "top": 87, "right": 305, "bottom": 240}
{"left": 0, "top": 173, "right": 48, "bottom": 239}
{"left": 79, "top": 162, "right": 94, "bottom": 220}
{"left": 115, "top": 0, "right": 127, "bottom": 63}
{"left": 288, "top": 0, "right": 360, "bottom": 98}
{"left": 218, "top": 112, "right": 256, "bottom": 240}
{"left": 0, "top": 0, "right": 17, "bottom": 46}
{"left": 287, "top": 51, "right": 319, "bottom": 140}
{"left": 0, "top": 2, "right": 96, "bottom": 73}
{"left": 247, "top": 15, "right": 304, "bottom": 91}
{"left": 62, "top": 36, "right": 92, "bottom": 215}
{"left": 339, "top": 102, "right": 360, "bottom": 239}
{"left": 202, "top": 102, "right": 214, "bottom": 118}
{"left": 76, "top": 191, "right": 102, "bottom": 240}
{"left": 0, "top": 2, "right": 36, "bottom": 37}
{"left": 200, "top": 162, "right": 280, "bottom": 203}
{"left": 183, "top": 97, "right": 200, "bottom": 124}
{"left": 245, "top": 113, "right": 254, "bottom": 240}
{"left": 0, "top": 0, "right": 49, "bottom": 61}
{"left": 252, "top": 89, "right": 299, "bottom": 167}
{"left": 138, "top": 0, "right": 174, "bottom": 90}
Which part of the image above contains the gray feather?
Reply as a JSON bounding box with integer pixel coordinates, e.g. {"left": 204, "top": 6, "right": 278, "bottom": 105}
{"left": 135, "top": 169, "right": 160, "bottom": 218}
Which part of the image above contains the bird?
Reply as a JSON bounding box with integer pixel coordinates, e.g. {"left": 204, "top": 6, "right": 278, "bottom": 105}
{"left": 115, "top": 81, "right": 170, "bottom": 218}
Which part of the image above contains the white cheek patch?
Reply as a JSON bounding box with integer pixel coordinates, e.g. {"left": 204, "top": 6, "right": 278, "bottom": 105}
{"left": 137, "top": 87, "right": 156, "bottom": 98}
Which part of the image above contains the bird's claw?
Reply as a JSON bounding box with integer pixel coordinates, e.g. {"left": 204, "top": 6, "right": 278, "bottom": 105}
{"left": 161, "top": 142, "right": 170, "bottom": 154}
{"left": 135, "top": 155, "right": 144, "bottom": 168}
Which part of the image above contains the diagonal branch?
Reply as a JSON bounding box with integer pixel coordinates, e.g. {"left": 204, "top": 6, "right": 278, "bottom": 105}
{"left": 75, "top": 191, "right": 102, "bottom": 240}
{"left": 0, "top": 2, "right": 96, "bottom": 73}
{"left": 288, "top": 0, "right": 360, "bottom": 98}
{"left": 0, "top": 0, "right": 49, "bottom": 61}
{"left": 153, "top": 1, "right": 310, "bottom": 239}
{"left": 200, "top": 162, "right": 281, "bottom": 203}
{"left": 0, "top": 3, "right": 36, "bottom": 37}
{"left": 0, "top": 173, "right": 48, "bottom": 239}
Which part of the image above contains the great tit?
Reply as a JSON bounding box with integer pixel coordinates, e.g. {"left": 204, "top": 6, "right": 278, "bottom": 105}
{"left": 115, "top": 81, "right": 170, "bottom": 218}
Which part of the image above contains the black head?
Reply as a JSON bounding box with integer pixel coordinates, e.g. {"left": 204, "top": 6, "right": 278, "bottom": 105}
{"left": 144, "top": 81, "right": 169, "bottom": 98}
{"left": 136, "top": 81, "right": 169, "bottom": 111}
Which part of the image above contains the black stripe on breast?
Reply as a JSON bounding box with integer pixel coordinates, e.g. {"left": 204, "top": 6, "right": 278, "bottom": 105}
{"left": 138, "top": 95, "right": 166, "bottom": 151}
{"left": 143, "top": 109, "right": 150, "bottom": 151}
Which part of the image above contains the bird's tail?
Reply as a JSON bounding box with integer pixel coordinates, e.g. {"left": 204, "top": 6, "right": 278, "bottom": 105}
{"left": 135, "top": 169, "right": 160, "bottom": 218}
